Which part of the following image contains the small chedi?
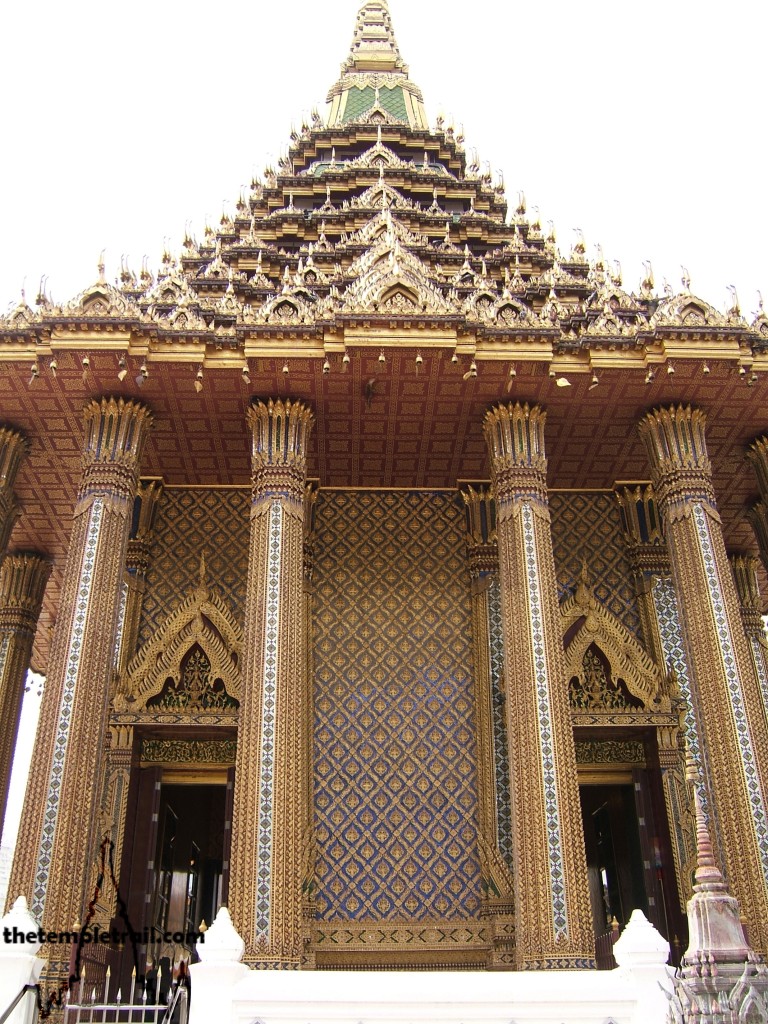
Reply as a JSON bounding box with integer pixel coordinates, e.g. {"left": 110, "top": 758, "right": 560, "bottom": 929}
{"left": 665, "top": 759, "right": 768, "bottom": 1021}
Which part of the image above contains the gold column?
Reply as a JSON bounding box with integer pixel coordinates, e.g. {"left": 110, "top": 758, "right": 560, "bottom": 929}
{"left": 229, "top": 398, "right": 314, "bottom": 967}
{"left": 0, "top": 427, "right": 29, "bottom": 554}
{"left": 91, "top": 724, "right": 134, "bottom": 929}
{"left": 747, "top": 438, "right": 768, "bottom": 580}
{"left": 615, "top": 484, "right": 698, "bottom": 907}
{"left": 746, "top": 502, "right": 768, "bottom": 579}
{"left": 8, "top": 398, "right": 151, "bottom": 947}
{"left": 461, "top": 484, "right": 515, "bottom": 969}
{"left": 0, "top": 553, "right": 50, "bottom": 835}
{"left": 301, "top": 482, "right": 317, "bottom": 967}
{"left": 639, "top": 405, "right": 768, "bottom": 953}
{"left": 615, "top": 484, "right": 669, "bottom": 667}
{"left": 730, "top": 554, "right": 768, "bottom": 724}
{"left": 483, "top": 402, "right": 594, "bottom": 969}
{"left": 115, "top": 478, "right": 164, "bottom": 675}
{"left": 747, "top": 437, "right": 768, "bottom": 495}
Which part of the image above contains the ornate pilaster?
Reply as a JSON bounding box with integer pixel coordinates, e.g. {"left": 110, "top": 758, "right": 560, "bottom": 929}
{"left": 0, "top": 553, "right": 50, "bottom": 836}
{"left": 8, "top": 399, "right": 151, "bottom": 947}
{"left": 483, "top": 403, "right": 594, "bottom": 969}
{"left": 730, "top": 554, "right": 768, "bottom": 724}
{"left": 301, "top": 481, "right": 317, "bottom": 968}
{"left": 746, "top": 438, "right": 768, "bottom": 579}
{"left": 639, "top": 405, "right": 768, "bottom": 954}
{"left": 616, "top": 483, "right": 698, "bottom": 907}
{"left": 746, "top": 501, "right": 768, "bottom": 572}
{"left": 229, "top": 398, "right": 314, "bottom": 967}
{"left": 91, "top": 724, "right": 134, "bottom": 928}
{"left": 615, "top": 484, "right": 670, "bottom": 667}
{"left": 0, "top": 428, "right": 29, "bottom": 555}
{"left": 115, "top": 479, "right": 164, "bottom": 675}
{"left": 461, "top": 485, "right": 515, "bottom": 969}
{"left": 747, "top": 437, "right": 768, "bottom": 497}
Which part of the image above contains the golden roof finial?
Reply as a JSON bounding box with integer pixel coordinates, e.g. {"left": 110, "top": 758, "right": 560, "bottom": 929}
{"left": 327, "top": 0, "right": 426, "bottom": 130}
{"left": 342, "top": 1, "right": 406, "bottom": 77}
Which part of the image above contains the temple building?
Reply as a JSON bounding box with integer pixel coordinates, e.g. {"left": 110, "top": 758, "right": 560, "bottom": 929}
{"left": 3, "top": 0, "right": 768, "bottom": 982}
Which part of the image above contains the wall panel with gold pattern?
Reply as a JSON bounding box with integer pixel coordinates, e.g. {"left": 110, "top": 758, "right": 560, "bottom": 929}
{"left": 550, "top": 491, "right": 640, "bottom": 638}
{"left": 312, "top": 490, "right": 481, "bottom": 921}
{"left": 138, "top": 488, "right": 249, "bottom": 648}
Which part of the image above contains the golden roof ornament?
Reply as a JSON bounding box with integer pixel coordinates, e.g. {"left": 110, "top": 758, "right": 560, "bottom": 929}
{"left": 2, "top": 0, "right": 765, "bottom": 362}
{"left": 326, "top": 1, "right": 426, "bottom": 129}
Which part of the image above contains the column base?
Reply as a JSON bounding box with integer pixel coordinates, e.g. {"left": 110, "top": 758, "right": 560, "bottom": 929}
{"left": 517, "top": 955, "right": 597, "bottom": 970}
{"left": 244, "top": 958, "right": 303, "bottom": 970}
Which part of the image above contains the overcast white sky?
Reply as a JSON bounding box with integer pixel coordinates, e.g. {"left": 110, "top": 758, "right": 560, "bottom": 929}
{"left": 0, "top": 1, "right": 765, "bottom": 315}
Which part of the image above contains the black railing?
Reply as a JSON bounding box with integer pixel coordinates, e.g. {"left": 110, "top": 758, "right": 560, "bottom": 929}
{"left": 0, "top": 983, "right": 38, "bottom": 1024}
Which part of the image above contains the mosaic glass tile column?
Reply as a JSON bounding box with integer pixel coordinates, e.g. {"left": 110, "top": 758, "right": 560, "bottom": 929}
{"left": 730, "top": 554, "right": 768, "bottom": 724}
{"left": 229, "top": 398, "right": 314, "bottom": 967}
{"left": 115, "top": 478, "right": 164, "bottom": 675}
{"left": 461, "top": 484, "right": 515, "bottom": 968}
{"left": 8, "top": 399, "right": 151, "bottom": 941}
{"left": 639, "top": 405, "right": 768, "bottom": 954}
{"left": 0, "top": 553, "right": 50, "bottom": 836}
{"left": 747, "top": 438, "right": 768, "bottom": 587}
{"left": 0, "top": 427, "right": 28, "bottom": 554}
{"left": 91, "top": 724, "right": 134, "bottom": 930}
{"left": 615, "top": 483, "right": 700, "bottom": 905}
{"left": 483, "top": 402, "right": 594, "bottom": 969}
{"left": 300, "top": 482, "right": 317, "bottom": 968}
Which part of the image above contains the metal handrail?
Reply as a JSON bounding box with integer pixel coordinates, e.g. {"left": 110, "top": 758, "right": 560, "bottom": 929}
{"left": 0, "top": 984, "right": 37, "bottom": 1024}
{"left": 63, "top": 978, "right": 189, "bottom": 1024}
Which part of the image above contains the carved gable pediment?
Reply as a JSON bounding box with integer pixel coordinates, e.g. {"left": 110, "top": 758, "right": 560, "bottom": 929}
{"left": 114, "top": 565, "right": 242, "bottom": 713}
{"left": 561, "top": 571, "right": 666, "bottom": 712}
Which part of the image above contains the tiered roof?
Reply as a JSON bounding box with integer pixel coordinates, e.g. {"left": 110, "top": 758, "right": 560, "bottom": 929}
{"left": 3, "top": 1, "right": 766, "bottom": 354}
{"left": 1, "top": 0, "right": 767, "bottom": 672}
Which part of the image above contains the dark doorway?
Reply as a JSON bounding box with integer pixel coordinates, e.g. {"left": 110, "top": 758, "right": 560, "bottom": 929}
{"left": 580, "top": 784, "right": 647, "bottom": 934}
{"left": 150, "top": 783, "right": 226, "bottom": 953}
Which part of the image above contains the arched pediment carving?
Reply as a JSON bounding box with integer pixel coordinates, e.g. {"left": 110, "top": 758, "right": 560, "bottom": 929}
{"left": 114, "top": 563, "right": 242, "bottom": 712}
{"left": 561, "top": 570, "right": 667, "bottom": 712}
{"left": 340, "top": 221, "right": 452, "bottom": 315}
{"left": 65, "top": 280, "right": 140, "bottom": 318}
{"left": 649, "top": 291, "right": 730, "bottom": 329}
{"left": 496, "top": 300, "right": 530, "bottom": 326}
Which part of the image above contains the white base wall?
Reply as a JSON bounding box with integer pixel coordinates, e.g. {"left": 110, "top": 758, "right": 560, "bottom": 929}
{"left": 228, "top": 967, "right": 665, "bottom": 1024}
{"left": 186, "top": 908, "right": 675, "bottom": 1024}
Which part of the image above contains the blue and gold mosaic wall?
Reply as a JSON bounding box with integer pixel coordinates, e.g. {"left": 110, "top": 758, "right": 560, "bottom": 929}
{"left": 312, "top": 490, "right": 481, "bottom": 920}
{"left": 139, "top": 487, "right": 249, "bottom": 649}
{"left": 550, "top": 491, "right": 640, "bottom": 638}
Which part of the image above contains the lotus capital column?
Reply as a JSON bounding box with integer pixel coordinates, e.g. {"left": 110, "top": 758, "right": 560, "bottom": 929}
{"left": 230, "top": 398, "right": 314, "bottom": 967}
{"left": 639, "top": 404, "right": 768, "bottom": 954}
{"left": 483, "top": 402, "right": 594, "bottom": 969}
{"left": 8, "top": 398, "right": 151, "bottom": 940}
{"left": 0, "top": 427, "right": 29, "bottom": 554}
{"left": 0, "top": 553, "right": 50, "bottom": 837}
{"left": 746, "top": 437, "right": 768, "bottom": 579}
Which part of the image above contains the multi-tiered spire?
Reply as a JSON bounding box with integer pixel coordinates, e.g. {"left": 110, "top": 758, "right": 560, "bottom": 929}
{"left": 326, "top": 0, "right": 426, "bottom": 128}
{"left": 3, "top": 2, "right": 767, "bottom": 358}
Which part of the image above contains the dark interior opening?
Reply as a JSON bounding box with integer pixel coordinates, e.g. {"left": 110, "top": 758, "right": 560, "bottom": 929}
{"left": 580, "top": 783, "right": 647, "bottom": 934}
{"left": 150, "top": 783, "right": 226, "bottom": 951}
